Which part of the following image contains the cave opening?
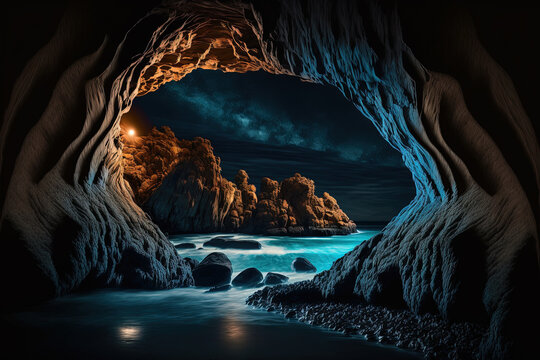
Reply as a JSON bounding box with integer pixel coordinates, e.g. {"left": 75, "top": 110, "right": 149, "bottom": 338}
{"left": 116, "top": 67, "right": 416, "bottom": 290}
{"left": 120, "top": 68, "right": 415, "bottom": 230}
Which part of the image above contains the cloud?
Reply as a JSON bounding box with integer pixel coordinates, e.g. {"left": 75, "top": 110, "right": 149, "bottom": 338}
{"left": 157, "top": 70, "right": 404, "bottom": 166}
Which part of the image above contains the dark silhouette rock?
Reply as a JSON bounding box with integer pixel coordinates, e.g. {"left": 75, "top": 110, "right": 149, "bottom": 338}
{"left": 232, "top": 267, "right": 263, "bottom": 287}
{"left": 264, "top": 272, "right": 289, "bottom": 285}
{"left": 253, "top": 174, "right": 357, "bottom": 236}
{"left": 292, "top": 258, "right": 317, "bottom": 272}
{"left": 203, "top": 236, "right": 261, "bottom": 250}
{"left": 206, "top": 284, "right": 232, "bottom": 293}
{"left": 192, "top": 252, "right": 232, "bottom": 287}
{"left": 285, "top": 310, "right": 297, "bottom": 319}
{"left": 183, "top": 257, "right": 199, "bottom": 271}
{"left": 174, "top": 242, "right": 196, "bottom": 249}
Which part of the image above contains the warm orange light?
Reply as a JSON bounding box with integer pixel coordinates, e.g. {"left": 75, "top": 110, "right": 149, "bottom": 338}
{"left": 128, "top": 129, "right": 135, "bottom": 136}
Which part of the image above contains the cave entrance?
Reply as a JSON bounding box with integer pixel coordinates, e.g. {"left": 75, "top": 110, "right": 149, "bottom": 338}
{"left": 117, "top": 67, "right": 415, "bottom": 285}
{"left": 120, "top": 68, "right": 414, "bottom": 236}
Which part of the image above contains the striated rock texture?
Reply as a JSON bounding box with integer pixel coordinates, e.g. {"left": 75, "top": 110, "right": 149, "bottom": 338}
{"left": 1, "top": 1, "right": 538, "bottom": 358}
{"left": 122, "top": 126, "right": 355, "bottom": 235}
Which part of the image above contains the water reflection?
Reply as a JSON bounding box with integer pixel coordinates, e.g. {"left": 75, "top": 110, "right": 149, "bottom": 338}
{"left": 118, "top": 325, "right": 142, "bottom": 343}
{"left": 222, "top": 315, "right": 246, "bottom": 346}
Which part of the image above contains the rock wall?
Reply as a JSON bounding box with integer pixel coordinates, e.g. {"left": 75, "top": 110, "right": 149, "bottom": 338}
{"left": 1, "top": 1, "right": 538, "bottom": 358}
{"left": 122, "top": 127, "right": 355, "bottom": 235}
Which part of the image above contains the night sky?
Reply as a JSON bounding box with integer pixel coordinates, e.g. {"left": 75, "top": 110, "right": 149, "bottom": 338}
{"left": 129, "top": 70, "right": 415, "bottom": 221}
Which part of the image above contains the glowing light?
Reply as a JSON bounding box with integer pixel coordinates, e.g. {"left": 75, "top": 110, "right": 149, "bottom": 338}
{"left": 118, "top": 325, "right": 141, "bottom": 342}
{"left": 222, "top": 315, "right": 246, "bottom": 346}
{"left": 128, "top": 129, "right": 135, "bottom": 136}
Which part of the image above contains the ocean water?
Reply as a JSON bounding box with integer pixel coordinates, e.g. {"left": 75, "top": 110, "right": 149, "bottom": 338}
{"left": 4, "top": 230, "right": 421, "bottom": 359}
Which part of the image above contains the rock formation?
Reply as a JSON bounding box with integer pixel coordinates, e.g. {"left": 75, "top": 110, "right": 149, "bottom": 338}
{"left": 141, "top": 135, "right": 237, "bottom": 233}
{"left": 122, "top": 126, "right": 356, "bottom": 235}
{"left": 121, "top": 125, "right": 183, "bottom": 204}
{"left": 1, "top": 1, "right": 538, "bottom": 358}
{"left": 253, "top": 174, "right": 356, "bottom": 236}
{"left": 224, "top": 169, "right": 258, "bottom": 231}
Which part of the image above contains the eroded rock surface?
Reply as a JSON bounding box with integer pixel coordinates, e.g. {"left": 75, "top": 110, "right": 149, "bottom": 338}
{"left": 142, "top": 135, "right": 237, "bottom": 234}
{"left": 121, "top": 125, "right": 183, "bottom": 204}
{"left": 122, "top": 127, "right": 356, "bottom": 236}
{"left": 253, "top": 174, "right": 357, "bottom": 236}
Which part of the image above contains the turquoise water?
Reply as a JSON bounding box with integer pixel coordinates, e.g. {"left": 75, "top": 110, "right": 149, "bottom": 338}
{"left": 4, "top": 230, "right": 421, "bottom": 359}
{"left": 170, "top": 230, "right": 378, "bottom": 282}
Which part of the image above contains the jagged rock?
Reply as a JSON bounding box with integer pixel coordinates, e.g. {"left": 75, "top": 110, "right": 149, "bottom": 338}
{"left": 142, "top": 136, "right": 237, "bottom": 234}
{"left": 264, "top": 272, "right": 289, "bottom": 285}
{"left": 292, "top": 257, "right": 317, "bottom": 272}
{"left": 224, "top": 170, "right": 258, "bottom": 231}
{"left": 192, "top": 252, "right": 232, "bottom": 287}
{"left": 203, "top": 236, "right": 262, "bottom": 250}
{"left": 174, "top": 243, "right": 196, "bottom": 249}
{"left": 121, "top": 126, "right": 184, "bottom": 204}
{"left": 232, "top": 267, "right": 263, "bottom": 287}
{"left": 123, "top": 127, "right": 355, "bottom": 236}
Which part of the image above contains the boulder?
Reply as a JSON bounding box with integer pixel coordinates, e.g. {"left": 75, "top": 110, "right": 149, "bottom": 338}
{"left": 206, "top": 284, "right": 232, "bottom": 293}
{"left": 174, "top": 242, "right": 196, "bottom": 249}
{"left": 264, "top": 272, "right": 289, "bottom": 285}
{"left": 232, "top": 268, "right": 263, "bottom": 287}
{"left": 203, "top": 236, "right": 261, "bottom": 250}
{"left": 292, "top": 257, "right": 317, "bottom": 272}
{"left": 192, "top": 252, "right": 232, "bottom": 287}
{"left": 184, "top": 257, "right": 199, "bottom": 271}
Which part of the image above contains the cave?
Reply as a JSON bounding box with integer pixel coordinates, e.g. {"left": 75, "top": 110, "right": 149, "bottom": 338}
{"left": 1, "top": 1, "right": 539, "bottom": 359}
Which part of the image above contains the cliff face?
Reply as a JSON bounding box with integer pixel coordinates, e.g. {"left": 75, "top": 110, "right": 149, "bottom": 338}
{"left": 134, "top": 133, "right": 237, "bottom": 234}
{"left": 253, "top": 174, "right": 356, "bottom": 235}
{"left": 121, "top": 126, "right": 183, "bottom": 204}
{"left": 122, "top": 127, "right": 355, "bottom": 235}
{"left": 224, "top": 169, "right": 258, "bottom": 231}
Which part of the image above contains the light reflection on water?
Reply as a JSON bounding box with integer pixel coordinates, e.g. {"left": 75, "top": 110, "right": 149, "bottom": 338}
{"left": 118, "top": 325, "right": 141, "bottom": 343}
{"left": 222, "top": 314, "right": 246, "bottom": 346}
{"left": 4, "top": 229, "right": 421, "bottom": 359}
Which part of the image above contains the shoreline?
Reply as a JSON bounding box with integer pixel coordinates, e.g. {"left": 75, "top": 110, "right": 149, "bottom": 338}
{"left": 247, "top": 281, "right": 485, "bottom": 359}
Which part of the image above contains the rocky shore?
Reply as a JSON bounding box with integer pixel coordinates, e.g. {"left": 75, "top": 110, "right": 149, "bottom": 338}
{"left": 122, "top": 126, "right": 356, "bottom": 236}
{"left": 247, "top": 281, "right": 485, "bottom": 360}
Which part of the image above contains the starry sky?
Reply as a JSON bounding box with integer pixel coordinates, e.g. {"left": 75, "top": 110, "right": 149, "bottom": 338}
{"left": 129, "top": 69, "right": 415, "bottom": 222}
